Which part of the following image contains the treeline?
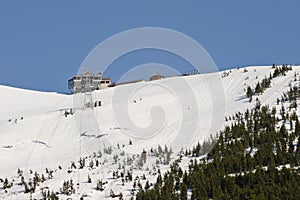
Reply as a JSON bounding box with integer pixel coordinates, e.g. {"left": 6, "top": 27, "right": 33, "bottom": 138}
{"left": 246, "top": 76, "right": 271, "bottom": 102}
{"left": 246, "top": 65, "right": 292, "bottom": 102}
{"left": 277, "top": 77, "right": 300, "bottom": 110}
{"left": 135, "top": 98, "right": 300, "bottom": 199}
{"left": 272, "top": 64, "right": 292, "bottom": 78}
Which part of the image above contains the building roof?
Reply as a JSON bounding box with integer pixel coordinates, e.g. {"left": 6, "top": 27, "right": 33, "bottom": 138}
{"left": 149, "top": 72, "right": 164, "bottom": 81}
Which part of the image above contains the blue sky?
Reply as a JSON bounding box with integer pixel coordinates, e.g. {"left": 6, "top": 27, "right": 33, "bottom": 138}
{"left": 0, "top": 1, "right": 299, "bottom": 93}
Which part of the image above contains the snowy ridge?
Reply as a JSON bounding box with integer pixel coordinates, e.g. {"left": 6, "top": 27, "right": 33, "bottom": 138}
{"left": 0, "top": 65, "right": 299, "bottom": 199}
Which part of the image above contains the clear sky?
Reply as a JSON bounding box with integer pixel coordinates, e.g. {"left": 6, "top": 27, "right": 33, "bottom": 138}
{"left": 0, "top": 1, "right": 299, "bottom": 93}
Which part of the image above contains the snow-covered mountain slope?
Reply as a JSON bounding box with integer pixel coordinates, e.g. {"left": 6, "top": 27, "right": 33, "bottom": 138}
{"left": 0, "top": 65, "right": 299, "bottom": 199}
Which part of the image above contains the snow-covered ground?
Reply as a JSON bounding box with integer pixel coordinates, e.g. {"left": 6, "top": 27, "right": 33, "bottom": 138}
{"left": 0, "top": 65, "right": 299, "bottom": 199}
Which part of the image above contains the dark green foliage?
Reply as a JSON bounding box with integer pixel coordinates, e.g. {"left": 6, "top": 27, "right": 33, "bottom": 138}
{"left": 60, "top": 179, "right": 75, "bottom": 195}
{"left": 3, "top": 178, "right": 12, "bottom": 189}
{"left": 96, "top": 180, "right": 105, "bottom": 191}
{"left": 246, "top": 65, "right": 292, "bottom": 100}
{"left": 246, "top": 76, "right": 271, "bottom": 100}
{"left": 246, "top": 86, "right": 253, "bottom": 100}
{"left": 273, "top": 64, "right": 292, "bottom": 78}
{"left": 254, "top": 76, "right": 271, "bottom": 95}
{"left": 79, "top": 157, "right": 85, "bottom": 169}
{"left": 135, "top": 89, "right": 300, "bottom": 199}
{"left": 41, "top": 189, "right": 59, "bottom": 200}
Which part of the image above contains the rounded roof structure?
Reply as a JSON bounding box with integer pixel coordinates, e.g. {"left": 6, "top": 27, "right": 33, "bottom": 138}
{"left": 149, "top": 72, "right": 164, "bottom": 81}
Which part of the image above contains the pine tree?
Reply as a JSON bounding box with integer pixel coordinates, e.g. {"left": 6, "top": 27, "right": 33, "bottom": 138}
{"left": 180, "top": 183, "right": 188, "bottom": 199}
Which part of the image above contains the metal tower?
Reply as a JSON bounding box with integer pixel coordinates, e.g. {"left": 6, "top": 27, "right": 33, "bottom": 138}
{"left": 82, "top": 73, "right": 94, "bottom": 109}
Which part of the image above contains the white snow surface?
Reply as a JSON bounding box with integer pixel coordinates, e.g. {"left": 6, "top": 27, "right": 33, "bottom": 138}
{"left": 0, "top": 65, "right": 299, "bottom": 199}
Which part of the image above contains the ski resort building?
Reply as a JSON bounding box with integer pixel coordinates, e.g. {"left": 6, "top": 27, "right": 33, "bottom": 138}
{"left": 68, "top": 71, "right": 111, "bottom": 93}
{"left": 149, "top": 72, "right": 165, "bottom": 81}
